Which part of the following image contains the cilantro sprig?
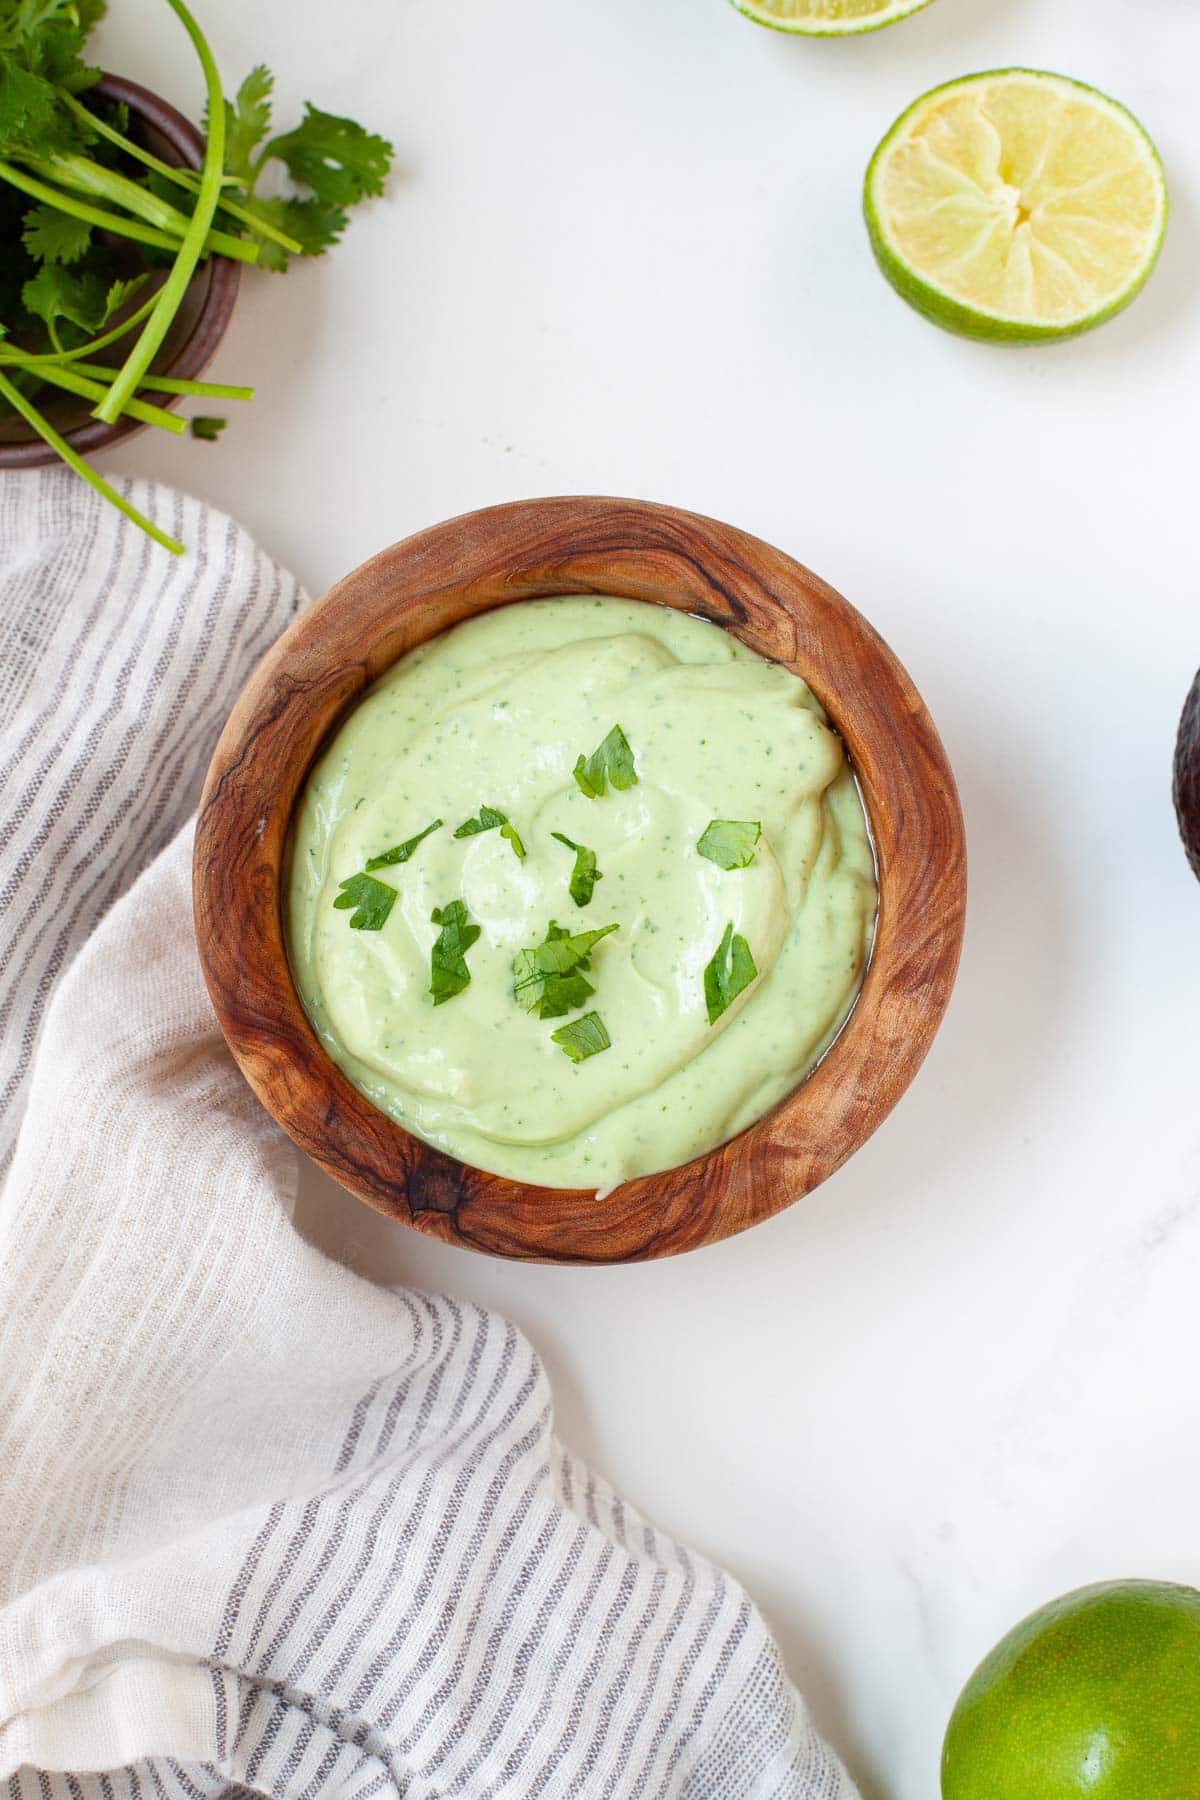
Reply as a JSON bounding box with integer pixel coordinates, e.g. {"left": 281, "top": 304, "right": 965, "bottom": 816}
{"left": 0, "top": 4, "right": 392, "bottom": 551}
{"left": 513, "top": 920, "right": 619, "bottom": 1020}
{"left": 697, "top": 819, "right": 761, "bottom": 871}
{"left": 703, "top": 922, "right": 758, "bottom": 1025}
{"left": 453, "top": 804, "right": 526, "bottom": 861}
{"left": 550, "top": 832, "right": 602, "bottom": 907}
{"left": 573, "top": 725, "right": 637, "bottom": 799}
{"left": 429, "top": 899, "right": 481, "bottom": 1006}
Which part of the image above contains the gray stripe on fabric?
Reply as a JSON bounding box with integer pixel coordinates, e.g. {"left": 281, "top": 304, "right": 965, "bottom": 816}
{"left": 162, "top": 1763, "right": 208, "bottom": 1800}
{"left": 142, "top": 1765, "right": 170, "bottom": 1800}
{"left": 603, "top": 1544, "right": 700, "bottom": 1798}
{"left": 335, "top": 1377, "right": 388, "bottom": 1477}
{"left": 0, "top": 487, "right": 139, "bottom": 790}
{"left": 377, "top": 1292, "right": 440, "bottom": 1458}
{"left": 522, "top": 1557, "right": 640, "bottom": 1798}
{"left": 233, "top": 1303, "right": 478, "bottom": 1706}
{"left": 221, "top": 1296, "right": 434, "bottom": 1694}
{"left": 656, "top": 1597, "right": 753, "bottom": 1797}
{"left": 348, "top": 1318, "right": 530, "bottom": 1718}
{"left": 426, "top": 1513, "right": 593, "bottom": 1784}
{"left": 628, "top": 1575, "right": 728, "bottom": 1800}
{"left": 210, "top": 1660, "right": 230, "bottom": 1765}
{"left": 0, "top": 500, "right": 208, "bottom": 1138}
{"left": 273, "top": 1311, "right": 468, "bottom": 1695}
{"left": 230, "top": 1372, "right": 389, "bottom": 1708}
{"left": 242, "top": 1693, "right": 291, "bottom": 1786}
{"left": 357, "top": 1385, "right": 552, "bottom": 1736}
{"left": 213, "top": 1504, "right": 286, "bottom": 1660}
{"left": 679, "top": 1640, "right": 792, "bottom": 1800}
{"left": 445, "top": 1532, "right": 617, "bottom": 1790}
{"left": 564, "top": 1565, "right": 669, "bottom": 1798}
{"left": 77, "top": 510, "right": 268, "bottom": 916}
{"left": 373, "top": 1447, "right": 553, "bottom": 1741}
{"left": 315, "top": 1302, "right": 493, "bottom": 1700}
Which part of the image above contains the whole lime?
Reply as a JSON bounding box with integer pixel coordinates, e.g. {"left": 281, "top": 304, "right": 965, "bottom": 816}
{"left": 941, "top": 1580, "right": 1200, "bottom": 1799}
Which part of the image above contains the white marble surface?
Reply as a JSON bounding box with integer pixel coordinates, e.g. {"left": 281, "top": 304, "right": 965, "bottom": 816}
{"left": 96, "top": 1, "right": 1200, "bottom": 1793}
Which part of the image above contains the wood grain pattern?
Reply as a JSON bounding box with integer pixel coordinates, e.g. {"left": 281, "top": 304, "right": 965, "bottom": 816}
{"left": 194, "top": 498, "right": 967, "bottom": 1263}
{"left": 0, "top": 74, "right": 241, "bottom": 466}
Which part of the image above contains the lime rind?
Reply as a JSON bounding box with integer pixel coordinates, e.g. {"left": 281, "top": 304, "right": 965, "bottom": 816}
{"left": 863, "top": 68, "right": 1169, "bottom": 344}
{"left": 729, "top": 0, "right": 935, "bottom": 37}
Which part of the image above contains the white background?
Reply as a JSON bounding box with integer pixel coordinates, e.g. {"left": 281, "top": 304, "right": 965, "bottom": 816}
{"left": 99, "top": 1, "right": 1200, "bottom": 1794}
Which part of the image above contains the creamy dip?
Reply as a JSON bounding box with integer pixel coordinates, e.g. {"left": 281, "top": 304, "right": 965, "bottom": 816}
{"left": 285, "top": 597, "right": 877, "bottom": 1190}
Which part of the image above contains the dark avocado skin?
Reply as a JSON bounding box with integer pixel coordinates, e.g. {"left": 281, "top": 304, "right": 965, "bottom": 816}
{"left": 1174, "top": 667, "right": 1200, "bottom": 881}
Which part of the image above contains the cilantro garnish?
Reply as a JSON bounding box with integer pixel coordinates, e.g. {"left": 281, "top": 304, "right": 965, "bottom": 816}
{"left": 365, "top": 818, "right": 443, "bottom": 870}
{"left": 697, "top": 820, "right": 761, "bottom": 871}
{"left": 550, "top": 832, "right": 603, "bottom": 907}
{"left": 429, "top": 899, "right": 481, "bottom": 1006}
{"left": 453, "top": 804, "right": 526, "bottom": 861}
{"left": 551, "top": 1012, "right": 611, "bottom": 1064}
{"left": 513, "top": 921, "right": 619, "bottom": 1020}
{"left": 703, "top": 922, "right": 758, "bottom": 1025}
{"left": 572, "top": 725, "right": 638, "bottom": 799}
{"left": 333, "top": 871, "right": 396, "bottom": 931}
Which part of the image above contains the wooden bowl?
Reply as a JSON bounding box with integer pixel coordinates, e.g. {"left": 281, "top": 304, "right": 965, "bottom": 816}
{"left": 194, "top": 498, "right": 966, "bottom": 1264}
{"left": 0, "top": 74, "right": 241, "bottom": 467}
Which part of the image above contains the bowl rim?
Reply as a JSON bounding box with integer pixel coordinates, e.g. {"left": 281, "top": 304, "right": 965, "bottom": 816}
{"left": 0, "top": 72, "right": 241, "bottom": 470}
{"left": 193, "top": 496, "right": 967, "bottom": 1264}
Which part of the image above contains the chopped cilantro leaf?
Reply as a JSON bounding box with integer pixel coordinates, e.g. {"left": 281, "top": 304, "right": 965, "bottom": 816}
{"left": 572, "top": 724, "right": 637, "bottom": 799}
{"left": 332, "top": 871, "right": 396, "bottom": 931}
{"left": 453, "top": 804, "right": 525, "bottom": 860}
{"left": 703, "top": 922, "right": 758, "bottom": 1025}
{"left": 551, "top": 1012, "right": 611, "bottom": 1063}
{"left": 429, "top": 898, "right": 481, "bottom": 1006}
{"left": 365, "top": 818, "right": 442, "bottom": 870}
{"left": 513, "top": 920, "right": 619, "bottom": 1019}
{"left": 697, "top": 819, "right": 761, "bottom": 871}
{"left": 550, "top": 831, "right": 602, "bottom": 907}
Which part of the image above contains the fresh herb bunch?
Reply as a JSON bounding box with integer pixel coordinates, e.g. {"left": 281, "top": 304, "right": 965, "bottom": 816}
{"left": 0, "top": 0, "right": 392, "bottom": 551}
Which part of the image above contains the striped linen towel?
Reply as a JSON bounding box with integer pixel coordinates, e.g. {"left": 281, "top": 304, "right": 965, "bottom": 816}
{"left": 0, "top": 470, "right": 861, "bottom": 1800}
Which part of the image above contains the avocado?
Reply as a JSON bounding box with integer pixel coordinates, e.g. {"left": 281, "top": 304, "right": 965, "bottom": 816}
{"left": 1174, "top": 667, "right": 1200, "bottom": 880}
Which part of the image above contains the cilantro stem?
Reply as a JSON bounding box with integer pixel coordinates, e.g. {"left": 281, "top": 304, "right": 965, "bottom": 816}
{"left": 0, "top": 292, "right": 160, "bottom": 365}
{"left": 0, "top": 367, "right": 184, "bottom": 554}
{"left": 61, "top": 91, "right": 239, "bottom": 191}
{"left": 19, "top": 151, "right": 262, "bottom": 261}
{"left": 94, "top": 0, "right": 230, "bottom": 427}
{"left": 15, "top": 359, "right": 186, "bottom": 432}
{"left": 59, "top": 98, "right": 303, "bottom": 256}
{"left": 0, "top": 157, "right": 258, "bottom": 262}
{"left": 66, "top": 361, "right": 253, "bottom": 400}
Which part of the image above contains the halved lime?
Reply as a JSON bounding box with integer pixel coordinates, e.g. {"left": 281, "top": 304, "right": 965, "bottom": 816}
{"left": 729, "top": 0, "right": 935, "bottom": 37}
{"left": 864, "top": 70, "right": 1168, "bottom": 343}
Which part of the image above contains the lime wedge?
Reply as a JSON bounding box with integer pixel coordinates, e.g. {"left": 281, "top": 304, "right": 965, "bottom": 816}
{"left": 729, "top": 0, "right": 935, "bottom": 36}
{"left": 864, "top": 70, "right": 1168, "bottom": 343}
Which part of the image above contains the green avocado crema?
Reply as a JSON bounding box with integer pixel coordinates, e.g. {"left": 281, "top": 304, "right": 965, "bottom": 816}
{"left": 285, "top": 597, "right": 878, "bottom": 1191}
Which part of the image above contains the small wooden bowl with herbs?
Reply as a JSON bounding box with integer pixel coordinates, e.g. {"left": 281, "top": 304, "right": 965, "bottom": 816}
{"left": 0, "top": 0, "right": 391, "bottom": 555}
{"left": 194, "top": 497, "right": 967, "bottom": 1265}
